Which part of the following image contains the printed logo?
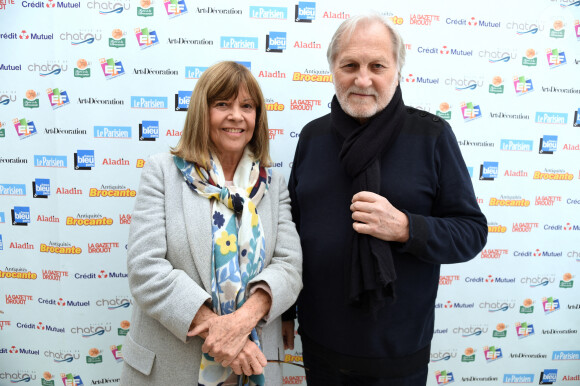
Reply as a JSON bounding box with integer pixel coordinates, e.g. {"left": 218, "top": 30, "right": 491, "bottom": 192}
{"left": 23, "top": 89, "right": 40, "bottom": 108}
{"left": 11, "top": 206, "right": 31, "bottom": 226}
{"left": 46, "top": 87, "right": 70, "bottom": 109}
{"left": 484, "top": 345, "right": 503, "bottom": 362}
{"left": 34, "top": 155, "right": 67, "bottom": 168}
{"left": 0, "top": 212, "right": 4, "bottom": 223}
{"left": 137, "top": 0, "right": 153, "bottom": 16}
{"left": 292, "top": 71, "right": 332, "bottom": 82}
{"left": 185, "top": 66, "right": 207, "bottom": 79}
{"left": 542, "top": 297, "right": 560, "bottom": 314}
{"left": 61, "top": 373, "right": 83, "bottom": 385}
{"left": 481, "top": 48, "right": 516, "bottom": 63}
{"left": 266, "top": 31, "right": 286, "bottom": 52}
{"left": 492, "top": 323, "right": 507, "bottom": 338}
{"left": 515, "top": 322, "right": 535, "bottom": 338}
{"left": 164, "top": 0, "right": 187, "bottom": 18}
{"left": 0, "top": 90, "right": 16, "bottom": 106}
{"left": 110, "top": 344, "right": 123, "bottom": 362}
{"left": 74, "top": 150, "right": 95, "bottom": 170}
{"left": 220, "top": 36, "right": 258, "bottom": 50}
{"left": 535, "top": 112, "right": 568, "bottom": 124}
{"left": 550, "top": 19, "right": 565, "bottom": 38}
{"left": 249, "top": 6, "right": 287, "bottom": 20}
{"left": 460, "top": 101, "right": 482, "bottom": 122}
{"left": 513, "top": 76, "right": 534, "bottom": 96}
{"left": 135, "top": 27, "right": 159, "bottom": 49}
{"left": 461, "top": 347, "right": 476, "bottom": 362}
{"left": 74, "top": 58, "right": 91, "bottom": 78}
{"left": 488, "top": 76, "right": 504, "bottom": 94}
{"left": 100, "top": 57, "right": 125, "bottom": 79}
{"left": 410, "top": 14, "right": 440, "bottom": 26}
{"left": 520, "top": 299, "right": 535, "bottom": 314}
{"left": 560, "top": 273, "right": 573, "bottom": 288}
{"left": 175, "top": 91, "right": 191, "bottom": 111}
{"left": 480, "top": 161, "right": 498, "bottom": 180}
{"left": 500, "top": 139, "right": 533, "bottom": 152}
{"left": 573, "top": 108, "right": 580, "bottom": 127}
{"left": 539, "top": 369, "right": 557, "bottom": 384}
{"left": 87, "top": 348, "right": 103, "bottom": 364}
{"left": 435, "top": 370, "right": 455, "bottom": 384}
{"left": 0, "top": 235, "right": 3, "bottom": 251}
{"left": 503, "top": 374, "right": 534, "bottom": 383}
{"left": 547, "top": 48, "right": 566, "bottom": 69}
{"left": 131, "top": 96, "right": 168, "bottom": 109}
{"left": 63, "top": 30, "right": 102, "bottom": 45}
{"left": 436, "top": 102, "right": 452, "bottom": 120}
{"left": 295, "top": 2, "right": 315, "bottom": 22}
{"left": 109, "top": 28, "right": 126, "bottom": 48}
{"left": 0, "top": 184, "right": 26, "bottom": 196}
{"left": 576, "top": 19, "right": 580, "bottom": 40}
{"left": 33, "top": 178, "right": 50, "bottom": 198}
{"left": 139, "top": 120, "right": 159, "bottom": 141}
{"left": 522, "top": 48, "right": 537, "bottom": 66}
{"left": 13, "top": 118, "right": 38, "bottom": 139}
{"left": 94, "top": 126, "right": 131, "bottom": 139}
{"left": 539, "top": 135, "right": 558, "bottom": 154}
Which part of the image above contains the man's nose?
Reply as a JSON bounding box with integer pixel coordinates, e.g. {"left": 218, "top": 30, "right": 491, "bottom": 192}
{"left": 354, "top": 68, "right": 372, "bottom": 89}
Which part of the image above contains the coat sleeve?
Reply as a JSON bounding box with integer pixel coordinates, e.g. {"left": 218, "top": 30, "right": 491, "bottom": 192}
{"left": 127, "top": 155, "right": 211, "bottom": 343}
{"left": 398, "top": 123, "right": 488, "bottom": 265}
{"left": 248, "top": 173, "right": 303, "bottom": 325}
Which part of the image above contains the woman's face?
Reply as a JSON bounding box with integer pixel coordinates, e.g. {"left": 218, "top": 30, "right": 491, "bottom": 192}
{"left": 209, "top": 86, "right": 256, "bottom": 164}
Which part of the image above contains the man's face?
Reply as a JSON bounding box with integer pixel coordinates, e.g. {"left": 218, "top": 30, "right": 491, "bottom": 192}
{"left": 332, "top": 21, "right": 399, "bottom": 122}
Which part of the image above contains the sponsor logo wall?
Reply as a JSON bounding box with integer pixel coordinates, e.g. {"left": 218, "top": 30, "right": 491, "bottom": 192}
{"left": 0, "top": 0, "right": 578, "bottom": 384}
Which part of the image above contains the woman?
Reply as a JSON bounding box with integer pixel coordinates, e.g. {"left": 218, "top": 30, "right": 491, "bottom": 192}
{"left": 120, "top": 61, "right": 303, "bottom": 386}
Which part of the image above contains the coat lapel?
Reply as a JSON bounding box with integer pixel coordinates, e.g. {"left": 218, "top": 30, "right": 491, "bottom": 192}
{"left": 182, "top": 182, "right": 213, "bottom": 292}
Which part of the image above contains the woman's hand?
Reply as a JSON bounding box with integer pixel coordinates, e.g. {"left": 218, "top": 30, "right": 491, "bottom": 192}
{"left": 282, "top": 320, "right": 295, "bottom": 350}
{"left": 229, "top": 339, "right": 268, "bottom": 376}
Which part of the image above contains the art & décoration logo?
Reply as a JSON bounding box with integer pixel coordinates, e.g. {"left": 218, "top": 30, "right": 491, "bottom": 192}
{"left": 220, "top": 36, "right": 258, "bottom": 50}
{"left": 13, "top": 118, "right": 37, "bottom": 139}
{"left": 139, "top": 120, "right": 159, "bottom": 141}
{"left": 46, "top": 87, "right": 69, "bottom": 110}
{"left": 11, "top": 206, "right": 31, "bottom": 226}
{"left": 74, "top": 150, "right": 95, "bottom": 170}
{"left": 164, "top": 0, "right": 187, "bottom": 18}
{"left": 131, "top": 96, "right": 168, "bottom": 109}
{"left": 295, "top": 1, "right": 315, "bottom": 22}
{"left": 33, "top": 179, "right": 50, "bottom": 198}
{"left": 175, "top": 91, "right": 191, "bottom": 111}
{"left": 460, "top": 101, "right": 482, "bottom": 122}
{"left": 539, "top": 135, "right": 558, "bottom": 154}
{"left": 479, "top": 161, "right": 498, "bottom": 181}
{"left": 266, "top": 31, "right": 286, "bottom": 52}
{"left": 250, "top": 6, "right": 287, "bottom": 19}
{"left": 185, "top": 66, "right": 207, "bottom": 79}
{"left": 513, "top": 76, "right": 533, "bottom": 96}
{"left": 539, "top": 369, "right": 557, "bottom": 384}
{"left": 434, "top": 370, "right": 454, "bottom": 384}
{"left": 100, "top": 57, "right": 125, "bottom": 79}
{"left": 135, "top": 27, "right": 159, "bottom": 49}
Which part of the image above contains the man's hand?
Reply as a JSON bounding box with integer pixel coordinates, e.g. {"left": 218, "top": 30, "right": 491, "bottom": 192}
{"left": 229, "top": 339, "right": 268, "bottom": 376}
{"left": 350, "top": 191, "right": 409, "bottom": 242}
{"left": 281, "top": 320, "right": 295, "bottom": 350}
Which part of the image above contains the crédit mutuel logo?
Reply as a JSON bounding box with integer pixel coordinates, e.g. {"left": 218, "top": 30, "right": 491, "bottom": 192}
{"left": 445, "top": 16, "right": 501, "bottom": 28}
{"left": 249, "top": 6, "right": 287, "bottom": 20}
{"left": 22, "top": 0, "right": 81, "bottom": 8}
{"left": 139, "top": 120, "right": 159, "bottom": 141}
{"left": 418, "top": 45, "right": 473, "bottom": 57}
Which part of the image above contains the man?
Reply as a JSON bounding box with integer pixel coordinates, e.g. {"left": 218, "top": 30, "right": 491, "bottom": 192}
{"left": 284, "top": 13, "right": 488, "bottom": 385}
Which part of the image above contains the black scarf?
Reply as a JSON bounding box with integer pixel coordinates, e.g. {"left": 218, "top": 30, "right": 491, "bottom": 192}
{"left": 331, "top": 84, "right": 407, "bottom": 315}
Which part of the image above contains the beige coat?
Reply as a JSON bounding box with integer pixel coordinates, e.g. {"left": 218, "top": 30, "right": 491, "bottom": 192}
{"left": 120, "top": 153, "right": 302, "bottom": 385}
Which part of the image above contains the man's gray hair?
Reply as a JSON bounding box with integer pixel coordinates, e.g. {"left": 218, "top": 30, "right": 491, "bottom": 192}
{"left": 326, "top": 13, "right": 406, "bottom": 80}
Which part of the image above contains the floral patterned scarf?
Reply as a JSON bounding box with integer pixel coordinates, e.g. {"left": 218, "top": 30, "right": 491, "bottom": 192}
{"left": 174, "top": 148, "right": 271, "bottom": 386}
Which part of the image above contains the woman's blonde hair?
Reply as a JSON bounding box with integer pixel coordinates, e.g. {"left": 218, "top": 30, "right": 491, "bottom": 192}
{"left": 171, "top": 61, "right": 271, "bottom": 167}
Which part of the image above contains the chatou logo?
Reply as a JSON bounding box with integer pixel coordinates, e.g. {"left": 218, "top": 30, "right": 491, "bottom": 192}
{"left": 513, "top": 76, "right": 533, "bottom": 96}
{"left": 539, "top": 135, "right": 557, "bottom": 154}
{"left": 164, "top": 0, "right": 187, "bottom": 18}
{"left": 460, "top": 101, "right": 482, "bottom": 122}
{"left": 0, "top": 91, "right": 16, "bottom": 106}
{"left": 109, "top": 28, "right": 126, "bottom": 48}
{"left": 295, "top": 1, "right": 315, "bottom": 22}
{"left": 483, "top": 345, "right": 503, "bottom": 362}
{"left": 546, "top": 48, "right": 566, "bottom": 69}
{"left": 488, "top": 76, "right": 504, "bottom": 94}
{"left": 266, "top": 31, "right": 286, "bottom": 53}
{"left": 23, "top": 89, "right": 40, "bottom": 109}
{"left": 137, "top": 0, "right": 154, "bottom": 17}
{"left": 99, "top": 57, "right": 125, "bottom": 79}
{"left": 560, "top": 272, "right": 573, "bottom": 288}
{"left": 515, "top": 322, "right": 535, "bottom": 339}
{"left": 61, "top": 373, "right": 83, "bottom": 386}
{"left": 13, "top": 117, "right": 38, "bottom": 139}
{"left": 542, "top": 296, "right": 560, "bottom": 314}
{"left": 479, "top": 161, "right": 498, "bottom": 181}
{"left": 435, "top": 370, "right": 455, "bottom": 384}
{"left": 46, "top": 88, "right": 70, "bottom": 110}
{"left": 522, "top": 48, "right": 537, "bottom": 66}
{"left": 135, "top": 27, "right": 159, "bottom": 49}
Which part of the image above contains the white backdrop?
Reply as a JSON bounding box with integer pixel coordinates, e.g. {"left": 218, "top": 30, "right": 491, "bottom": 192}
{"left": 1, "top": 0, "right": 579, "bottom": 384}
